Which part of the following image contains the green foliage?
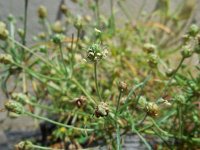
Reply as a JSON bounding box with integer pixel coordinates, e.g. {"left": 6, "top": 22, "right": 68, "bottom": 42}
{"left": 0, "top": 0, "right": 200, "bottom": 149}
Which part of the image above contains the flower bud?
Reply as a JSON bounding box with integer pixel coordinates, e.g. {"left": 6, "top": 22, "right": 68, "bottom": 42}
{"left": 11, "top": 93, "right": 29, "bottom": 104}
{"left": 17, "top": 28, "right": 24, "bottom": 38}
{"left": 0, "top": 22, "right": 9, "bottom": 40}
{"left": 38, "top": 5, "right": 47, "bottom": 19}
{"left": 74, "top": 96, "right": 86, "bottom": 108}
{"left": 60, "top": 4, "right": 68, "bottom": 14}
{"left": 94, "top": 102, "right": 109, "bottom": 118}
{"left": 143, "top": 43, "right": 156, "bottom": 53}
{"left": 147, "top": 54, "right": 158, "bottom": 68}
{"left": 166, "top": 68, "right": 175, "bottom": 77}
{"left": 15, "top": 141, "right": 33, "bottom": 150}
{"left": 39, "top": 45, "right": 47, "bottom": 53}
{"left": 52, "top": 21, "right": 64, "bottom": 33}
{"left": 38, "top": 32, "right": 46, "bottom": 39}
{"left": 145, "top": 102, "right": 159, "bottom": 117}
{"left": 4, "top": 100, "right": 25, "bottom": 114}
{"left": 74, "top": 16, "right": 83, "bottom": 30}
{"left": 86, "top": 43, "right": 108, "bottom": 62}
{"left": 51, "top": 34, "right": 64, "bottom": 44}
{"left": 0, "top": 54, "right": 13, "bottom": 65}
{"left": 138, "top": 96, "right": 147, "bottom": 108}
{"left": 181, "top": 46, "right": 192, "bottom": 58}
{"left": 118, "top": 81, "right": 127, "bottom": 92}
{"left": 188, "top": 24, "right": 199, "bottom": 37}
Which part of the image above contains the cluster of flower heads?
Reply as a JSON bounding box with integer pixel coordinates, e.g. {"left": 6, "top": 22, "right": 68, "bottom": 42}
{"left": 86, "top": 43, "right": 108, "bottom": 62}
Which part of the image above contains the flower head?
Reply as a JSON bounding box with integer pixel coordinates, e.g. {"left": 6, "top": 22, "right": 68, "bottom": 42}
{"left": 86, "top": 43, "right": 108, "bottom": 62}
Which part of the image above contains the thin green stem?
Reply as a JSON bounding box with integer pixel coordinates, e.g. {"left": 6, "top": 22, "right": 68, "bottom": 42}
{"left": 149, "top": 117, "right": 168, "bottom": 136}
{"left": 72, "top": 77, "right": 96, "bottom": 105}
{"left": 178, "top": 106, "right": 183, "bottom": 139}
{"left": 32, "top": 145, "right": 62, "bottom": 150}
{"left": 9, "top": 37, "right": 54, "bottom": 68}
{"left": 132, "top": 125, "right": 152, "bottom": 150}
{"left": 152, "top": 128, "right": 172, "bottom": 150}
{"left": 24, "top": 111, "right": 93, "bottom": 132}
{"left": 110, "top": 0, "right": 115, "bottom": 33}
{"left": 115, "top": 91, "right": 122, "bottom": 115}
{"left": 58, "top": 43, "right": 68, "bottom": 78}
{"left": 117, "top": 0, "right": 132, "bottom": 22}
{"left": 95, "top": 0, "right": 100, "bottom": 27}
{"left": 115, "top": 91, "right": 122, "bottom": 150}
{"left": 116, "top": 123, "right": 121, "bottom": 150}
{"left": 156, "top": 57, "right": 185, "bottom": 101}
{"left": 94, "top": 62, "right": 102, "bottom": 101}
{"left": 23, "top": 0, "right": 28, "bottom": 46}
{"left": 143, "top": 129, "right": 200, "bottom": 143}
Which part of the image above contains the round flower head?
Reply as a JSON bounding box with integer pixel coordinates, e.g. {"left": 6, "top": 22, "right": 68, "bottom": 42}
{"left": 4, "top": 100, "right": 25, "bottom": 114}
{"left": 0, "top": 22, "right": 9, "bottom": 40}
{"left": 94, "top": 102, "right": 109, "bottom": 118}
{"left": 86, "top": 43, "right": 108, "bottom": 63}
{"left": 0, "top": 54, "right": 13, "bottom": 65}
{"left": 38, "top": 5, "right": 47, "bottom": 19}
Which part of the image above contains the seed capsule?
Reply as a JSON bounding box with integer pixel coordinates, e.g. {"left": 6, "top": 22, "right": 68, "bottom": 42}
{"left": 147, "top": 54, "right": 158, "bottom": 68}
{"left": 11, "top": 93, "right": 29, "bottom": 104}
{"left": 181, "top": 46, "right": 192, "bottom": 58}
{"left": 94, "top": 102, "right": 109, "bottom": 118}
{"left": 60, "top": 4, "right": 68, "bottom": 14}
{"left": 38, "top": 5, "right": 47, "bottom": 19}
{"left": 145, "top": 102, "right": 159, "bottom": 117}
{"left": 118, "top": 81, "right": 127, "bottom": 92}
{"left": 0, "top": 54, "right": 13, "bottom": 65}
{"left": 15, "top": 141, "right": 33, "bottom": 150}
{"left": 4, "top": 100, "right": 25, "bottom": 114}
{"left": 188, "top": 24, "right": 199, "bottom": 37}
{"left": 143, "top": 43, "right": 156, "bottom": 53}
{"left": 52, "top": 21, "right": 64, "bottom": 33}
{"left": 75, "top": 96, "right": 86, "bottom": 108}
{"left": 0, "top": 22, "right": 9, "bottom": 40}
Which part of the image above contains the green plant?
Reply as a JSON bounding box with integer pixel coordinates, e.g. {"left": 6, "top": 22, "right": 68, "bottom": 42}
{"left": 0, "top": 0, "right": 200, "bottom": 149}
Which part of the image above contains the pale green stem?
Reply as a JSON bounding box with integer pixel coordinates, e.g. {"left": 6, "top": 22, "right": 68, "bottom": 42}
{"left": 25, "top": 111, "right": 93, "bottom": 132}
{"left": 94, "top": 62, "right": 102, "bottom": 101}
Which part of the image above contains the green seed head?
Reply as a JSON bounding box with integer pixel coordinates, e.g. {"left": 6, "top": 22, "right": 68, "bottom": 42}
{"left": 181, "top": 46, "right": 192, "bottom": 58}
{"left": 15, "top": 141, "right": 33, "bottom": 150}
{"left": 11, "top": 93, "right": 30, "bottom": 104}
{"left": 87, "top": 43, "right": 108, "bottom": 62}
{"left": 0, "top": 22, "right": 9, "bottom": 40}
{"left": 145, "top": 102, "right": 159, "bottom": 117}
{"left": 118, "top": 81, "right": 127, "bottom": 92}
{"left": 38, "top": 5, "right": 47, "bottom": 19}
{"left": 95, "top": 102, "right": 109, "bottom": 118}
{"left": 74, "top": 16, "right": 83, "bottom": 30}
{"left": 0, "top": 54, "right": 13, "bottom": 65}
{"left": 51, "top": 34, "right": 64, "bottom": 44}
{"left": 188, "top": 24, "right": 199, "bottom": 37}
{"left": 147, "top": 54, "right": 158, "bottom": 68}
{"left": 60, "top": 4, "right": 68, "bottom": 14}
{"left": 52, "top": 21, "right": 64, "bottom": 33}
{"left": 4, "top": 100, "right": 25, "bottom": 114}
{"left": 17, "top": 28, "right": 24, "bottom": 38}
{"left": 143, "top": 43, "right": 156, "bottom": 53}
